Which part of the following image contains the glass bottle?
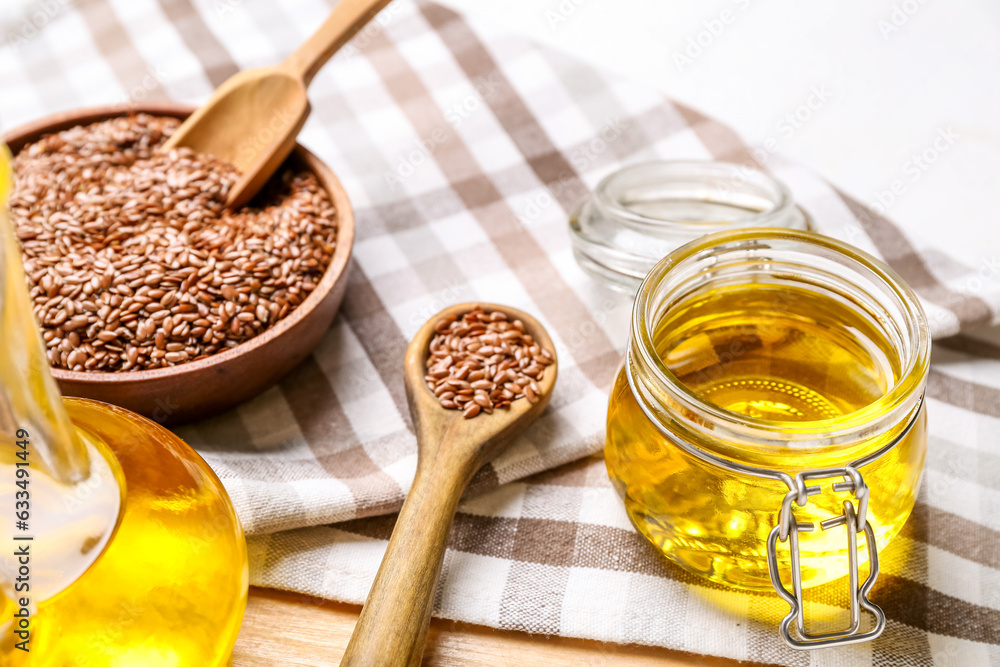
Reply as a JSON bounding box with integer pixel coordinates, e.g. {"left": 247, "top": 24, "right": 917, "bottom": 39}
{"left": 0, "top": 146, "right": 248, "bottom": 664}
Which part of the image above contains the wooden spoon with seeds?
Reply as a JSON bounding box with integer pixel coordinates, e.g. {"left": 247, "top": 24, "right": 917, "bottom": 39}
{"left": 162, "top": 0, "right": 392, "bottom": 209}
{"left": 341, "top": 302, "right": 557, "bottom": 667}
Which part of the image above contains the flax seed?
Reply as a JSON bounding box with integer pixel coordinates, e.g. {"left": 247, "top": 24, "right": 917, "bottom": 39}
{"left": 424, "top": 305, "right": 553, "bottom": 418}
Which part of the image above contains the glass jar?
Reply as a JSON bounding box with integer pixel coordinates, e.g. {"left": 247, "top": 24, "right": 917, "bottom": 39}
{"left": 604, "top": 228, "right": 928, "bottom": 648}
{"left": 570, "top": 161, "right": 809, "bottom": 294}
{"left": 0, "top": 145, "right": 248, "bottom": 664}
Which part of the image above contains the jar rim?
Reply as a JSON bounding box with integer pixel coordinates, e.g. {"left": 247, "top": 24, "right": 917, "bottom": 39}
{"left": 570, "top": 160, "right": 808, "bottom": 294}
{"left": 0, "top": 145, "right": 9, "bottom": 203}
{"left": 594, "top": 160, "right": 797, "bottom": 232}
{"left": 0, "top": 144, "right": 10, "bottom": 298}
{"left": 630, "top": 228, "right": 930, "bottom": 452}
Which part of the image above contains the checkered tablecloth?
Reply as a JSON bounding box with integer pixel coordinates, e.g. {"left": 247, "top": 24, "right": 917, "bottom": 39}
{"left": 4, "top": 0, "right": 1000, "bottom": 664}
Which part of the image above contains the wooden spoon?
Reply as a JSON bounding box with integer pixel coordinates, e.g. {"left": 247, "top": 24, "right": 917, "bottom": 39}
{"left": 341, "top": 302, "right": 558, "bottom": 667}
{"left": 162, "top": 0, "right": 392, "bottom": 209}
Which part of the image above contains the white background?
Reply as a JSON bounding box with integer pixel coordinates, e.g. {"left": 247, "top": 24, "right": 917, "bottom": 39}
{"left": 3, "top": 0, "right": 998, "bottom": 268}
{"left": 440, "top": 0, "right": 1000, "bottom": 267}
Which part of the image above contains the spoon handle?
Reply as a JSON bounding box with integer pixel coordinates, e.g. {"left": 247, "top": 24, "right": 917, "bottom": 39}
{"left": 341, "top": 459, "right": 472, "bottom": 666}
{"left": 283, "top": 0, "right": 394, "bottom": 86}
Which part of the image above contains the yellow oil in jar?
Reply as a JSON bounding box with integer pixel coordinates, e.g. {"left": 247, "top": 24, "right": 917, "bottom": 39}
{"left": 605, "top": 283, "right": 926, "bottom": 590}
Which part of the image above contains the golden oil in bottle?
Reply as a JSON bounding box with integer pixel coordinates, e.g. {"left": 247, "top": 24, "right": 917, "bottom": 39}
{"left": 1, "top": 399, "right": 249, "bottom": 666}
{"left": 605, "top": 230, "right": 928, "bottom": 591}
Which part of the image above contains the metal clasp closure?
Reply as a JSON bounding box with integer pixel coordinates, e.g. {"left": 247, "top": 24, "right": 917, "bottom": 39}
{"left": 627, "top": 359, "right": 924, "bottom": 650}
{"left": 765, "top": 467, "right": 887, "bottom": 649}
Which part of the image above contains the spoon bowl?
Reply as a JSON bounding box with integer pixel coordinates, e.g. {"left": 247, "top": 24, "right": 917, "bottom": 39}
{"left": 163, "top": 0, "right": 392, "bottom": 208}
{"left": 403, "top": 302, "right": 557, "bottom": 471}
{"left": 163, "top": 69, "right": 308, "bottom": 209}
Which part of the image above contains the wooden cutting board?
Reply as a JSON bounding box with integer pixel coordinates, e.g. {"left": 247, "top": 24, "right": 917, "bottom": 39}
{"left": 234, "top": 587, "right": 748, "bottom": 666}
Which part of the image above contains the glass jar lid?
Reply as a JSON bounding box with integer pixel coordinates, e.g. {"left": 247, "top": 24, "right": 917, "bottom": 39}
{"left": 569, "top": 160, "right": 809, "bottom": 293}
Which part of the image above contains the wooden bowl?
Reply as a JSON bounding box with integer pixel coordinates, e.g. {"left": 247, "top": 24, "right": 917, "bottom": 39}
{"left": 4, "top": 103, "right": 355, "bottom": 425}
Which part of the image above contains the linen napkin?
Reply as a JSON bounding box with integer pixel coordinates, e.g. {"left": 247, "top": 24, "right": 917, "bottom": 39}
{"left": 3, "top": 0, "right": 1000, "bottom": 664}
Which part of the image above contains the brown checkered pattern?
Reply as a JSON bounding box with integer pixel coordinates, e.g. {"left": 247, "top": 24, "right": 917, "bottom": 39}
{"left": 3, "top": 0, "right": 1000, "bottom": 663}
